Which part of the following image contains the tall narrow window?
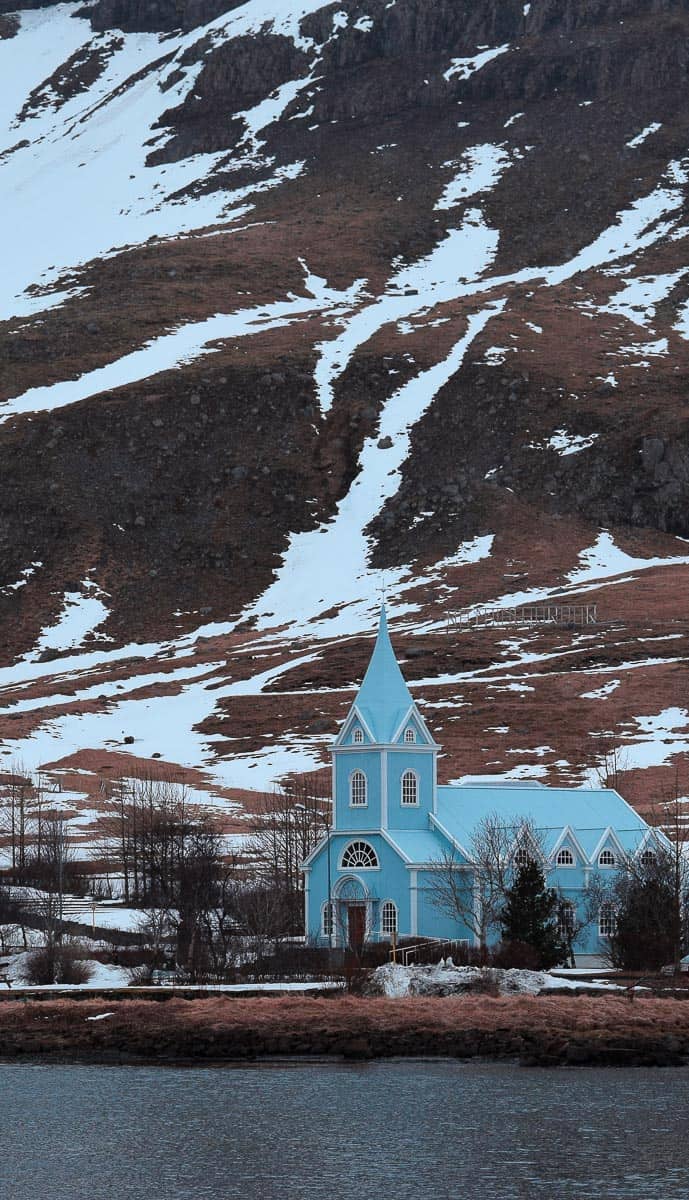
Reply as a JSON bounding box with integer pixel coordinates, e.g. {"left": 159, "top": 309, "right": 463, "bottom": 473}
{"left": 322, "top": 901, "right": 335, "bottom": 938}
{"left": 599, "top": 903, "right": 616, "bottom": 938}
{"left": 514, "top": 845, "right": 531, "bottom": 868}
{"left": 381, "top": 901, "right": 398, "bottom": 936}
{"left": 350, "top": 770, "right": 367, "bottom": 807}
{"left": 353, "top": 728, "right": 364, "bottom": 743}
{"left": 558, "top": 901, "right": 575, "bottom": 939}
{"left": 404, "top": 727, "right": 416, "bottom": 744}
{"left": 401, "top": 770, "right": 418, "bottom": 806}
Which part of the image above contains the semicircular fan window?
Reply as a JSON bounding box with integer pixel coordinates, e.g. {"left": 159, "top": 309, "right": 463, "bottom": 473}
{"left": 341, "top": 841, "right": 379, "bottom": 869}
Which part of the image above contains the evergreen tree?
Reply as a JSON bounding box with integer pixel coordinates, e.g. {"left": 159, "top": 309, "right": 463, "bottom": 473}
{"left": 500, "top": 860, "right": 567, "bottom": 969}
{"left": 608, "top": 866, "right": 678, "bottom": 971}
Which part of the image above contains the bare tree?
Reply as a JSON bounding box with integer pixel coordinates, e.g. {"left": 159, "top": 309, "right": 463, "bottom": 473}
{"left": 555, "top": 877, "right": 606, "bottom": 968}
{"left": 590, "top": 735, "right": 630, "bottom": 793}
{"left": 428, "top": 813, "right": 545, "bottom": 949}
{"left": 247, "top": 774, "right": 331, "bottom": 935}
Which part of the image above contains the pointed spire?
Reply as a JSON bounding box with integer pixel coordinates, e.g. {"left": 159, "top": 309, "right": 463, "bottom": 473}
{"left": 354, "top": 605, "right": 415, "bottom": 743}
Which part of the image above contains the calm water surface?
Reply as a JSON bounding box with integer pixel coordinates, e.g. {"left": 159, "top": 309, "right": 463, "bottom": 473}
{"left": 0, "top": 1060, "right": 687, "bottom": 1199}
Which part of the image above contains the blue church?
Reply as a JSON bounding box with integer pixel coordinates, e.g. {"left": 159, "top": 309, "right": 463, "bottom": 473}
{"left": 303, "top": 608, "right": 661, "bottom": 961}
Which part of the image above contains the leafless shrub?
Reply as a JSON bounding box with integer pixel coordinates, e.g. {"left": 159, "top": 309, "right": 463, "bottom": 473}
{"left": 24, "top": 941, "right": 94, "bottom": 985}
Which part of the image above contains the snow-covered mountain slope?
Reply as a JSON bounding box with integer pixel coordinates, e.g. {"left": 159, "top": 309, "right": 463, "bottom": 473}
{"left": 1, "top": 0, "right": 689, "bottom": 831}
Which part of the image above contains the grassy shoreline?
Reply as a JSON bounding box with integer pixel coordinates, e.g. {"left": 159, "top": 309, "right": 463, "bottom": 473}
{"left": 0, "top": 993, "right": 688, "bottom": 1067}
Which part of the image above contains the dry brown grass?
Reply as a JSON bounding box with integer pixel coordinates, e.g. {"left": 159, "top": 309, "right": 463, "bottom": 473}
{"left": 1, "top": 993, "right": 689, "bottom": 1048}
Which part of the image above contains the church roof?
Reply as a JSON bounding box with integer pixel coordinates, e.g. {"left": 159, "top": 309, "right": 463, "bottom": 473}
{"left": 353, "top": 606, "right": 416, "bottom": 744}
{"left": 435, "top": 782, "right": 652, "bottom": 862}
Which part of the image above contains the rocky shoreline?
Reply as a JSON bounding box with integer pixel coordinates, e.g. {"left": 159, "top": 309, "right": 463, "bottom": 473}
{"left": 0, "top": 994, "right": 688, "bottom": 1069}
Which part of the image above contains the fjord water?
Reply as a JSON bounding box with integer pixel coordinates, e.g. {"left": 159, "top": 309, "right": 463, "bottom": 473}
{"left": 0, "top": 1061, "right": 687, "bottom": 1199}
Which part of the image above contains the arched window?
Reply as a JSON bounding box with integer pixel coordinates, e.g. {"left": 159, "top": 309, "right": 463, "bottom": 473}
{"left": 321, "top": 901, "right": 335, "bottom": 938}
{"left": 640, "top": 849, "right": 656, "bottom": 867}
{"left": 514, "top": 845, "right": 532, "bottom": 868}
{"left": 381, "top": 901, "right": 398, "bottom": 936}
{"left": 404, "top": 727, "right": 416, "bottom": 744}
{"left": 558, "top": 901, "right": 576, "bottom": 939}
{"left": 341, "top": 841, "right": 379, "bottom": 869}
{"left": 401, "top": 770, "right": 418, "bottom": 806}
{"left": 556, "top": 847, "right": 575, "bottom": 866}
{"left": 353, "top": 728, "right": 364, "bottom": 744}
{"left": 350, "top": 770, "right": 367, "bottom": 807}
{"left": 599, "top": 903, "right": 616, "bottom": 938}
{"left": 598, "top": 848, "right": 616, "bottom": 868}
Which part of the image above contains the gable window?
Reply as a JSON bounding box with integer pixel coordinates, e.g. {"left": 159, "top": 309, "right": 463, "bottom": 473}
{"left": 353, "top": 728, "right": 364, "bottom": 744}
{"left": 401, "top": 769, "right": 418, "bottom": 806}
{"left": 640, "top": 849, "right": 656, "bottom": 867}
{"left": 556, "top": 847, "right": 575, "bottom": 867}
{"left": 350, "top": 770, "right": 367, "bottom": 807}
{"left": 381, "top": 901, "right": 398, "bottom": 936}
{"left": 599, "top": 903, "right": 616, "bottom": 938}
{"left": 341, "top": 841, "right": 379, "bottom": 869}
{"left": 514, "top": 845, "right": 532, "bottom": 868}
{"left": 558, "top": 901, "right": 576, "bottom": 939}
{"left": 598, "top": 849, "right": 616, "bottom": 868}
{"left": 404, "top": 727, "right": 416, "bottom": 744}
{"left": 322, "top": 901, "right": 335, "bottom": 938}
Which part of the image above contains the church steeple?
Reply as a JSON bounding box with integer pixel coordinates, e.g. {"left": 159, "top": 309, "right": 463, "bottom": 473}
{"left": 351, "top": 605, "right": 415, "bottom": 744}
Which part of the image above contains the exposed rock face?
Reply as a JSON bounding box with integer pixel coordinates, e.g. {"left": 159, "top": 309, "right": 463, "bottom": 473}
{"left": 1, "top": 0, "right": 688, "bottom": 816}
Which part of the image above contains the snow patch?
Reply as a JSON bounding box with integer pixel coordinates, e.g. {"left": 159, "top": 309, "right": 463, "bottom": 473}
{"left": 435, "top": 143, "right": 511, "bottom": 210}
{"left": 626, "top": 122, "right": 662, "bottom": 149}
{"left": 581, "top": 680, "right": 621, "bottom": 700}
{"left": 568, "top": 531, "right": 689, "bottom": 585}
{"left": 443, "top": 44, "right": 510, "bottom": 82}
{"left": 31, "top": 580, "right": 110, "bottom": 657}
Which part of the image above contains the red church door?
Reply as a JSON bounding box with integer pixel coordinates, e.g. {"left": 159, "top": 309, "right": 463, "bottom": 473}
{"left": 347, "top": 904, "right": 366, "bottom": 950}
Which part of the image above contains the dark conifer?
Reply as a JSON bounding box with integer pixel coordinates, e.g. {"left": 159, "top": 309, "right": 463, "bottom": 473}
{"left": 500, "top": 860, "right": 567, "bottom": 969}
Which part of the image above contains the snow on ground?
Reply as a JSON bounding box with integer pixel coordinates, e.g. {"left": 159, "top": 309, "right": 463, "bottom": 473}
{"left": 543, "top": 160, "right": 689, "bottom": 287}
{"left": 615, "top": 707, "right": 689, "bottom": 771}
{"left": 1, "top": 268, "right": 364, "bottom": 422}
{"left": 0, "top": 562, "right": 42, "bottom": 595}
{"left": 595, "top": 269, "right": 688, "bottom": 329}
{"left": 4, "top": 14, "right": 689, "bottom": 792}
{"left": 567, "top": 530, "right": 689, "bottom": 585}
{"left": 443, "top": 44, "right": 511, "bottom": 82}
{"left": 581, "top": 680, "right": 621, "bottom": 700}
{"left": 528, "top": 429, "right": 598, "bottom": 456}
{"left": 436, "top": 143, "right": 511, "bottom": 209}
{"left": 626, "top": 122, "right": 662, "bottom": 148}
{"left": 314, "top": 213, "right": 500, "bottom": 414}
{"left": 248, "top": 302, "right": 505, "bottom": 638}
{"left": 29, "top": 579, "right": 110, "bottom": 656}
{"left": 6, "top": 951, "right": 131, "bottom": 988}
{"left": 368, "top": 961, "right": 624, "bottom": 998}
{"left": 0, "top": 0, "right": 342, "bottom": 321}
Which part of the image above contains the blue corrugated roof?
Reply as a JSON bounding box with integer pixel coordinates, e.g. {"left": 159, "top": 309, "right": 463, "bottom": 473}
{"left": 355, "top": 606, "right": 415, "bottom": 743}
{"left": 384, "top": 827, "right": 452, "bottom": 864}
{"left": 435, "top": 782, "right": 648, "bottom": 863}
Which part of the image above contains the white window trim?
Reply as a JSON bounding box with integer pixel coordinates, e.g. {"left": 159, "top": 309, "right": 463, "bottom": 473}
{"left": 555, "top": 847, "right": 576, "bottom": 868}
{"left": 598, "top": 849, "right": 616, "bottom": 868}
{"left": 599, "top": 905, "right": 616, "bottom": 938}
{"left": 404, "top": 727, "right": 416, "bottom": 744}
{"left": 558, "top": 901, "right": 576, "bottom": 937}
{"left": 339, "top": 841, "right": 380, "bottom": 870}
{"left": 349, "top": 769, "right": 368, "bottom": 808}
{"left": 381, "top": 899, "right": 398, "bottom": 936}
{"left": 321, "top": 900, "right": 335, "bottom": 938}
{"left": 353, "top": 728, "right": 364, "bottom": 744}
{"left": 400, "top": 768, "right": 420, "bottom": 807}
